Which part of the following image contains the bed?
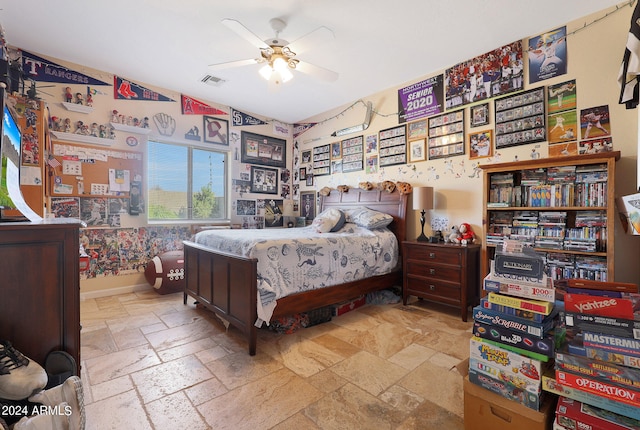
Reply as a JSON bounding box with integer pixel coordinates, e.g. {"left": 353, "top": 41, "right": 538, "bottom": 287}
{"left": 182, "top": 188, "right": 408, "bottom": 355}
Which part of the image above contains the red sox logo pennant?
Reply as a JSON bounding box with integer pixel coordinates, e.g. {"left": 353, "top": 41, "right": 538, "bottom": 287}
{"left": 114, "top": 76, "right": 175, "bottom": 101}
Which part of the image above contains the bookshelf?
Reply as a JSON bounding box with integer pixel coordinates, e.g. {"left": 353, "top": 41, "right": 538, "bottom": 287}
{"left": 479, "top": 152, "right": 620, "bottom": 282}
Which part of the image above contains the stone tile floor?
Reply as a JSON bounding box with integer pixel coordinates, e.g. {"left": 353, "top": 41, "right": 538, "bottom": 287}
{"left": 80, "top": 290, "right": 472, "bottom": 429}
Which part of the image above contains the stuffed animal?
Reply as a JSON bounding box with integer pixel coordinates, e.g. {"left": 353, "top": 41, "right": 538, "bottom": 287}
{"left": 458, "top": 223, "right": 476, "bottom": 245}
{"left": 379, "top": 180, "right": 396, "bottom": 193}
{"left": 359, "top": 181, "right": 375, "bottom": 191}
{"left": 319, "top": 186, "right": 331, "bottom": 197}
{"left": 396, "top": 182, "right": 413, "bottom": 195}
{"left": 445, "top": 225, "right": 460, "bottom": 243}
{"left": 337, "top": 185, "right": 349, "bottom": 193}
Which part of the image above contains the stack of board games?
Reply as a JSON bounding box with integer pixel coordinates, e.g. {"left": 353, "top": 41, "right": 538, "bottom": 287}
{"left": 547, "top": 278, "right": 640, "bottom": 427}
{"left": 470, "top": 240, "right": 558, "bottom": 411}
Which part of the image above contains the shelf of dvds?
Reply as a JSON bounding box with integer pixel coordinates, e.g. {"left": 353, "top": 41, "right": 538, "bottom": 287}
{"left": 479, "top": 151, "right": 620, "bottom": 282}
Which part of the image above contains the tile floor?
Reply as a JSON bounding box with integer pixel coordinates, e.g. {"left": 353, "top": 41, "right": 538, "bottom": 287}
{"left": 80, "top": 290, "right": 473, "bottom": 429}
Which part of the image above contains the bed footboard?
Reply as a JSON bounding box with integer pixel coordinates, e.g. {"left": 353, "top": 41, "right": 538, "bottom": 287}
{"left": 183, "top": 240, "right": 259, "bottom": 355}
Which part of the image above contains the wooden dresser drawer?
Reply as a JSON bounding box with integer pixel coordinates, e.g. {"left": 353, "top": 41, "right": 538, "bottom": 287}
{"left": 405, "top": 277, "right": 461, "bottom": 302}
{"left": 405, "top": 260, "right": 461, "bottom": 284}
{"left": 404, "top": 244, "right": 462, "bottom": 266}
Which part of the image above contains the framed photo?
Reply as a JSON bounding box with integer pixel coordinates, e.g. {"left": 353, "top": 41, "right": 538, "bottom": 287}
{"left": 468, "top": 130, "right": 493, "bottom": 159}
{"left": 427, "top": 109, "right": 465, "bottom": 159}
{"left": 300, "top": 191, "right": 316, "bottom": 220}
{"left": 407, "top": 118, "right": 428, "bottom": 139}
{"left": 299, "top": 167, "right": 307, "bottom": 180}
{"left": 306, "top": 173, "right": 314, "bottom": 186}
{"left": 203, "top": 116, "right": 229, "bottom": 145}
{"left": 408, "top": 139, "right": 426, "bottom": 162}
{"left": 264, "top": 199, "right": 284, "bottom": 227}
{"left": 312, "top": 144, "right": 330, "bottom": 176}
{"left": 250, "top": 166, "right": 278, "bottom": 194}
{"left": 341, "top": 135, "right": 364, "bottom": 172}
{"left": 470, "top": 103, "right": 490, "bottom": 128}
{"left": 236, "top": 199, "right": 256, "bottom": 215}
{"left": 301, "top": 150, "right": 312, "bottom": 163}
{"left": 331, "top": 142, "right": 342, "bottom": 159}
{"left": 494, "top": 87, "right": 546, "bottom": 149}
{"left": 241, "top": 131, "right": 286, "bottom": 168}
{"left": 378, "top": 124, "right": 407, "bottom": 167}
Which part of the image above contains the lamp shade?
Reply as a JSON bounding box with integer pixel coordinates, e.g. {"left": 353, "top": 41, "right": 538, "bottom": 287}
{"left": 412, "top": 186, "right": 434, "bottom": 211}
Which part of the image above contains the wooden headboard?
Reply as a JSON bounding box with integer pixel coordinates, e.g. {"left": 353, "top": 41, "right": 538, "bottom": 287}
{"left": 319, "top": 189, "right": 408, "bottom": 245}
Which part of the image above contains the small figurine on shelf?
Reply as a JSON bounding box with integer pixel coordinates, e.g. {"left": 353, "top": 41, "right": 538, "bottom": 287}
{"left": 141, "top": 116, "right": 150, "bottom": 128}
{"left": 457, "top": 223, "right": 476, "bottom": 245}
{"left": 74, "top": 92, "right": 84, "bottom": 105}
{"left": 126, "top": 116, "right": 133, "bottom": 126}
{"left": 99, "top": 124, "right": 107, "bottom": 138}
{"left": 63, "top": 118, "right": 71, "bottom": 133}
{"left": 90, "top": 122, "right": 99, "bottom": 137}
{"left": 133, "top": 118, "right": 140, "bottom": 127}
{"left": 64, "top": 87, "right": 73, "bottom": 103}
{"left": 111, "top": 109, "right": 119, "bottom": 123}
{"left": 86, "top": 92, "right": 93, "bottom": 107}
{"left": 74, "top": 120, "right": 84, "bottom": 134}
{"left": 50, "top": 116, "right": 61, "bottom": 131}
{"left": 109, "top": 126, "right": 116, "bottom": 139}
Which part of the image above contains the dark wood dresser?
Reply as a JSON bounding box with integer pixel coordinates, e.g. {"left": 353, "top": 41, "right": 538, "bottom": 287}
{"left": 402, "top": 241, "right": 481, "bottom": 322}
{"left": 0, "top": 220, "right": 81, "bottom": 374}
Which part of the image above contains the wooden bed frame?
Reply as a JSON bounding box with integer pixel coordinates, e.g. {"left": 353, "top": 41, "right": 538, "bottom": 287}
{"left": 183, "top": 188, "right": 408, "bottom": 355}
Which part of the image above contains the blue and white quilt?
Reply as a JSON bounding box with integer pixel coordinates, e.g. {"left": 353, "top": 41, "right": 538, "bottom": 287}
{"left": 193, "top": 223, "right": 399, "bottom": 324}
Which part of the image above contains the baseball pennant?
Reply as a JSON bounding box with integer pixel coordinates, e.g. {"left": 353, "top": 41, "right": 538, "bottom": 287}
{"left": 293, "top": 123, "right": 317, "bottom": 138}
{"left": 181, "top": 94, "right": 227, "bottom": 115}
{"left": 114, "top": 76, "right": 175, "bottom": 101}
{"left": 231, "top": 108, "right": 267, "bottom": 126}
{"left": 21, "top": 50, "right": 110, "bottom": 86}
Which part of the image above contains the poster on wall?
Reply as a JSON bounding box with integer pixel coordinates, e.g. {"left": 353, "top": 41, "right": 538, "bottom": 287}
{"left": 397, "top": 75, "right": 444, "bottom": 123}
{"left": 528, "top": 26, "right": 567, "bottom": 84}
{"left": 445, "top": 40, "right": 523, "bottom": 110}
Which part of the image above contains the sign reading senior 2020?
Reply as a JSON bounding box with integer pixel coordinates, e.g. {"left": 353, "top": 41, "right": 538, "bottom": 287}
{"left": 397, "top": 75, "right": 444, "bottom": 123}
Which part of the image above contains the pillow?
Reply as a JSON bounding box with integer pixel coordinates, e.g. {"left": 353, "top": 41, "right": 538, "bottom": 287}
{"left": 312, "top": 208, "right": 346, "bottom": 233}
{"left": 344, "top": 207, "right": 393, "bottom": 229}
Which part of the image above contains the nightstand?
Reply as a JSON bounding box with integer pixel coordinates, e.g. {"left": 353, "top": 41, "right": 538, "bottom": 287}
{"left": 402, "top": 241, "right": 481, "bottom": 322}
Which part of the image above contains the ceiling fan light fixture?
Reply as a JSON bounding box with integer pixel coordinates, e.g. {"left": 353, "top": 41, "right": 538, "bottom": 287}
{"left": 259, "top": 64, "right": 273, "bottom": 80}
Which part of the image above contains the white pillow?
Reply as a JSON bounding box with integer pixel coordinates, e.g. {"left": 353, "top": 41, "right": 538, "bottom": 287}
{"left": 312, "top": 208, "right": 346, "bottom": 233}
{"left": 343, "top": 207, "right": 393, "bottom": 229}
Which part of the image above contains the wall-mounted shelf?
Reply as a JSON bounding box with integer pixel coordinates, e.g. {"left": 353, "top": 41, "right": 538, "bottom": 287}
{"left": 110, "top": 122, "right": 152, "bottom": 135}
{"left": 61, "top": 102, "right": 94, "bottom": 114}
{"left": 49, "top": 130, "right": 114, "bottom": 146}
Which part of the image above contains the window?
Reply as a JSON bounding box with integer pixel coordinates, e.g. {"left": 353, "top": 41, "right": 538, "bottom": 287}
{"left": 147, "top": 140, "right": 227, "bottom": 221}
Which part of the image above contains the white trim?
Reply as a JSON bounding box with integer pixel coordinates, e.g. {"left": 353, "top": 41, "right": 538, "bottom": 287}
{"left": 80, "top": 283, "right": 152, "bottom": 300}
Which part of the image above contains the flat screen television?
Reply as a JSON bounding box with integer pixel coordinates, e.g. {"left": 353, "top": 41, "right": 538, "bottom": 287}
{"left": 0, "top": 102, "right": 21, "bottom": 211}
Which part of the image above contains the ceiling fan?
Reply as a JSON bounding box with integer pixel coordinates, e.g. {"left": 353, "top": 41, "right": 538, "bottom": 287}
{"left": 210, "top": 18, "right": 339, "bottom": 85}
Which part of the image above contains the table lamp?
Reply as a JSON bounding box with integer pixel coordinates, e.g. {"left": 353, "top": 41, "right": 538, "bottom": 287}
{"left": 412, "top": 186, "right": 434, "bottom": 242}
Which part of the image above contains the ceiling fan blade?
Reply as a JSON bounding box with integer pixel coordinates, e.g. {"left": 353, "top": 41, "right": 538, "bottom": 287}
{"left": 295, "top": 60, "right": 339, "bottom": 82}
{"left": 286, "top": 26, "right": 334, "bottom": 55}
{"left": 222, "top": 19, "right": 270, "bottom": 50}
{"left": 209, "top": 58, "right": 260, "bottom": 70}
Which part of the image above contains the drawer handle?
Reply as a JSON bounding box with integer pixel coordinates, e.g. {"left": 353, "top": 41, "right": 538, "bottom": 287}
{"left": 429, "top": 284, "right": 435, "bottom": 291}
{"left": 429, "top": 268, "right": 436, "bottom": 275}
{"left": 429, "top": 252, "right": 436, "bottom": 258}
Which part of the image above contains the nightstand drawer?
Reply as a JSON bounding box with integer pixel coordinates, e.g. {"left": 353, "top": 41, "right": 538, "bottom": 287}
{"left": 405, "top": 261, "right": 461, "bottom": 284}
{"left": 405, "top": 277, "right": 461, "bottom": 302}
{"left": 404, "top": 245, "right": 462, "bottom": 266}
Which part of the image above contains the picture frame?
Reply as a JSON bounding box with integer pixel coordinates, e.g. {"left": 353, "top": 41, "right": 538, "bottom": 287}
{"left": 378, "top": 124, "right": 407, "bottom": 167}
{"left": 312, "top": 144, "right": 330, "bottom": 176}
{"left": 427, "top": 109, "right": 465, "bottom": 160}
{"left": 203, "top": 116, "right": 229, "bottom": 145}
{"left": 250, "top": 166, "right": 278, "bottom": 194}
{"left": 331, "top": 142, "right": 342, "bottom": 159}
{"left": 494, "top": 87, "right": 546, "bottom": 149}
{"left": 407, "top": 118, "right": 428, "bottom": 140}
{"left": 264, "top": 198, "right": 284, "bottom": 228}
{"left": 236, "top": 199, "right": 256, "bottom": 215}
{"left": 300, "top": 191, "right": 316, "bottom": 220}
{"left": 470, "top": 103, "right": 490, "bottom": 128}
{"left": 299, "top": 167, "right": 307, "bottom": 180}
{"left": 306, "top": 173, "right": 314, "bottom": 186}
{"left": 341, "top": 135, "right": 364, "bottom": 172}
{"left": 241, "top": 131, "right": 287, "bottom": 168}
{"left": 408, "top": 139, "right": 426, "bottom": 162}
{"left": 468, "top": 130, "right": 493, "bottom": 159}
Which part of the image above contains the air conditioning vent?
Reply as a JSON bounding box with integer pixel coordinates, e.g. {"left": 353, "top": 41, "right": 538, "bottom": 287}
{"left": 201, "top": 74, "right": 226, "bottom": 86}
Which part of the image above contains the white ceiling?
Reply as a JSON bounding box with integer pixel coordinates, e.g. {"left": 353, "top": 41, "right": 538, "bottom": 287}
{"left": 0, "top": 0, "right": 627, "bottom": 124}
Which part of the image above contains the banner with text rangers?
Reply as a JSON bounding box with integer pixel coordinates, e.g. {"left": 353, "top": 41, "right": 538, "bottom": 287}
{"left": 397, "top": 75, "right": 444, "bottom": 123}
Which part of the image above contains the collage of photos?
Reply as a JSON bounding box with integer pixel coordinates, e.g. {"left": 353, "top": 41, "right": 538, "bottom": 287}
{"left": 494, "top": 87, "right": 546, "bottom": 149}
{"left": 428, "top": 110, "right": 465, "bottom": 159}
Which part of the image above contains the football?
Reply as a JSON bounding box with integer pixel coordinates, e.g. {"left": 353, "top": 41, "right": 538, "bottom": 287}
{"left": 144, "top": 250, "right": 185, "bottom": 294}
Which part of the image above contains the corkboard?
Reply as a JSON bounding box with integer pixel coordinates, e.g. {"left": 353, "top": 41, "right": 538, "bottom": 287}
{"left": 49, "top": 141, "right": 143, "bottom": 198}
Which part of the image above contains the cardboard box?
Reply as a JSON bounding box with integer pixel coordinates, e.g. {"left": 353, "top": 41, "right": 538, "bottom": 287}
{"left": 331, "top": 295, "right": 365, "bottom": 316}
{"left": 463, "top": 376, "right": 556, "bottom": 430}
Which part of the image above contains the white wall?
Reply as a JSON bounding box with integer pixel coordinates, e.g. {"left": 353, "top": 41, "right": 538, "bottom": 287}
{"left": 297, "top": 4, "right": 640, "bottom": 284}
